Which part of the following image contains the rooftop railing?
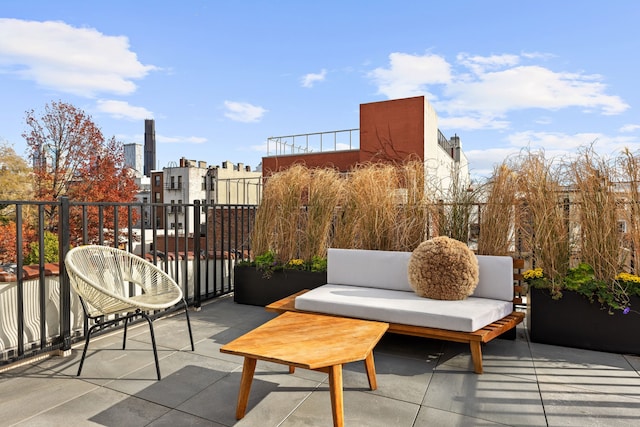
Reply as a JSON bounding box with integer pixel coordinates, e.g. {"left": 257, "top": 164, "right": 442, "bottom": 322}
{"left": 0, "top": 197, "right": 257, "bottom": 366}
{"left": 266, "top": 129, "right": 360, "bottom": 156}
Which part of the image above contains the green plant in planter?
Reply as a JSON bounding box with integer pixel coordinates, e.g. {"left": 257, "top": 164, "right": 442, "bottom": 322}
{"left": 239, "top": 250, "right": 328, "bottom": 279}
{"left": 524, "top": 263, "right": 640, "bottom": 314}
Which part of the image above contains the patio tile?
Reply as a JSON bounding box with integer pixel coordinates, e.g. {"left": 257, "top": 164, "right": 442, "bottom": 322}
{"left": 415, "top": 406, "right": 508, "bottom": 426}
{"left": 104, "top": 353, "right": 240, "bottom": 407}
{"left": 341, "top": 351, "right": 434, "bottom": 405}
{"left": 4, "top": 295, "right": 638, "bottom": 426}
{"left": 422, "top": 369, "right": 547, "bottom": 426}
{"left": 0, "top": 375, "right": 99, "bottom": 426}
{"left": 52, "top": 338, "right": 178, "bottom": 385}
{"left": 177, "top": 368, "right": 323, "bottom": 426}
{"left": 539, "top": 381, "right": 640, "bottom": 427}
{"left": 12, "top": 386, "right": 170, "bottom": 426}
{"left": 625, "top": 353, "right": 640, "bottom": 372}
{"left": 280, "top": 388, "right": 420, "bottom": 427}
{"left": 530, "top": 342, "right": 640, "bottom": 398}
{"left": 438, "top": 338, "right": 537, "bottom": 381}
{"left": 146, "top": 409, "right": 226, "bottom": 427}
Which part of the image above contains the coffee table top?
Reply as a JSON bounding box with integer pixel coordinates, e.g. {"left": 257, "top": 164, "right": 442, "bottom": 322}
{"left": 220, "top": 311, "right": 389, "bottom": 370}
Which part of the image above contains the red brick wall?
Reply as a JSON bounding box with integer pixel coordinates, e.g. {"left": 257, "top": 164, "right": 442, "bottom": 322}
{"left": 261, "top": 96, "right": 427, "bottom": 175}
{"left": 262, "top": 150, "right": 361, "bottom": 175}
{"left": 359, "top": 96, "right": 425, "bottom": 163}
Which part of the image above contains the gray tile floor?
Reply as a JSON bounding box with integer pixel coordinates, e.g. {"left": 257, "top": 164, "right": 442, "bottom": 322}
{"left": 1, "top": 294, "right": 640, "bottom": 426}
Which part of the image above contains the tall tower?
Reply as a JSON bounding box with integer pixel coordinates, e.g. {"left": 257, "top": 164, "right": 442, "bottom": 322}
{"left": 144, "top": 119, "right": 156, "bottom": 176}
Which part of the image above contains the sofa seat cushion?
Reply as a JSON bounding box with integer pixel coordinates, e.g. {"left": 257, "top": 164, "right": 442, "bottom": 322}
{"left": 294, "top": 284, "right": 514, "bottom": 333}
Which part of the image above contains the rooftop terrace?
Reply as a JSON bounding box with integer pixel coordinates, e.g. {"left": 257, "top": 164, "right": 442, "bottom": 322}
{"left": 1, "top": 295, "right": 639, "bottom": 426}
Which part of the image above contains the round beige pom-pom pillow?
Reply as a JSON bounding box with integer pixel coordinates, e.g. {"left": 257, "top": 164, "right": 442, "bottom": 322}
{"left": 407, "top": 236, "right": 479, "bottom": 300}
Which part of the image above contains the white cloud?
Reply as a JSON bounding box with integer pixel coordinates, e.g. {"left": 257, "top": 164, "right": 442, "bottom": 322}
{"left": 0, "top": 18, "right": 156, "bottom": 97}
{"left": 96, "top": 100, "right": 152, "bottom": 121}
{"left": 438, "top": 115, "right": 509, "bottom": 131}
{"left": 465, "top": 147, "right": 520, "bottom": 178}
{"left": 368, "top": 52, "right": 451, "bottom": 99}
{"left": 250, "top": 142, "right": 268, "bottom": 152}
{"left": 456, "top": 53, "right": 520, "bottom": 75}
{"left": 301, "top": 69, "right": 327, "bottom": 88}
{"left": 444, "top": 65, "right": 628, "bottom": 116}
{"left": 156, "top": 134, "right": 207, "bottom": 144}
{"left": 368, "top": 52, "right": 629, "bottom": 132}
{"left": 620, "top": 124, "right": 640, "bottom": 133}
{"left": 223, "top": 101, "right": 267, "bottom": 123}
{"left": 506, "top": 130, "right": 603, "bottom": 150}
{"left": 465, "top": 130, "right": 640, "bottom": 180}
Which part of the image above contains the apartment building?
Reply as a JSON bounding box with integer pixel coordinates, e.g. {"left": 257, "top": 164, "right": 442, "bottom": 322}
{"left": 151, "top": 158, "right": 262, "bottom": 235}
{"left": 262, "top": 95, "right": 470, "bottom": 195}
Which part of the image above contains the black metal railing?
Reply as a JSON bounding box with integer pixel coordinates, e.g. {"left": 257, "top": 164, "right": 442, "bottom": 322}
{"left": 0, "top": 197, "right": 257, "bottom": 366}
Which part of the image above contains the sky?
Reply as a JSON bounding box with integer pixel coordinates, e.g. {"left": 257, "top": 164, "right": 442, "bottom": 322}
{"left": 1, "top": 1, "right": 639, "bottom": 179}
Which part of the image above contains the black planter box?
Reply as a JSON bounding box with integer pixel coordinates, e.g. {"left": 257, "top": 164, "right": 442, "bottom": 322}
{"left": 528, "top": 287, "right": 640, "bottom": 354}
{"left": 233, "top": 266, "right": 327, "bottom": 306}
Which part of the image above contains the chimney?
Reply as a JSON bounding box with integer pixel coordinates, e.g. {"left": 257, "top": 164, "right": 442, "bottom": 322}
{"left": 144, "top": 119, "right": 156, "bottom": 176}
{"left": 449, "top": 134, "right": 461, "bottom": 163}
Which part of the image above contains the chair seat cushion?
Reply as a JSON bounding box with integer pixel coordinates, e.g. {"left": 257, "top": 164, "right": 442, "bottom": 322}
{"left": 294, "top": 284, "right": 513, "bottom": 332}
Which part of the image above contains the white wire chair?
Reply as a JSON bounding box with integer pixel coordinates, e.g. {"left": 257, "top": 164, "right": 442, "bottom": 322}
{"left": 64, "top": 245, "right": 194, "bottom": 380}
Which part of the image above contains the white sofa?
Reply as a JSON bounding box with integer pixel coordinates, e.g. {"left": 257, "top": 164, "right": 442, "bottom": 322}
{"left": 268, "top": 248, "right": 524, "bottom": 373}
{"left": 295, "top": 248, "right": 515, "bottom": 333}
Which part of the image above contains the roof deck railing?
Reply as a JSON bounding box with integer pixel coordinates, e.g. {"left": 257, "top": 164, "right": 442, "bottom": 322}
{"left": 266, "top": 129, "right": 360, "bottom": 156}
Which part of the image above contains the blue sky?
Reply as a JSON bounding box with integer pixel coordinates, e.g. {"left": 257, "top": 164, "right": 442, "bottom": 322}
{"left": 1, "top": 1, "right": 638, "bottom": 178}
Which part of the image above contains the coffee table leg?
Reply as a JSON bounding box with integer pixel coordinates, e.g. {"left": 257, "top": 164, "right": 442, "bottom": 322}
{"left": 236, "top": 357, "right": 257, "bottom": 419}
{"left": 328, "top": 364, "right": 344, "bottom": 427}
{"left": 364, "top": 352, "right": 378, "bottom": 390}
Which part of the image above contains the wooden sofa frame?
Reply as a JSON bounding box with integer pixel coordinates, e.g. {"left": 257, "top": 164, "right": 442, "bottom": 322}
{"left": 266, "top": 259, "right": 526, "bottom": 374}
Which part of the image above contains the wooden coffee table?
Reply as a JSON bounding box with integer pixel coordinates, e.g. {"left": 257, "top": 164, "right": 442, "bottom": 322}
{"left": 220, "top": 311, "right": 389, "bottom": 427}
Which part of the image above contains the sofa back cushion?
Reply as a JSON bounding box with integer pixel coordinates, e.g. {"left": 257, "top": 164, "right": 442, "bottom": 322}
{"left": 471, "top": 255, "right": 514, "bottom": 302}
{"left": 327, "top": 248, "right": 413, "bottom": 291}
{"left": 327, "top": 249, "right": 514, "bottom": 302}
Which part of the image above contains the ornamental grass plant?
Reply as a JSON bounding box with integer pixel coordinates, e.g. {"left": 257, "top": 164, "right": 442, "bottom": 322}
{"left": 249, "top": 159, "right": 437, "bottom": 270}
{"left": 434, "top": 163, "right": 478, "bottom": 244}
{"left": 333, "top": 162, "right": 401, "bottom": 251}
{"left": 301, "top": 167, "right": 345, "bottom": 260}
{"left": 395, "top": 159, "right": 434, "bottom": 251}
{"left": 514, "top": 150, "right": 571, "bottom": 294}
{"left": 477, "top": 162, "right": 518, "bottom": 256}
{"left": 520, "top": 146, "right": 640, "bottom": 314}
{"left": 618, "top": 148, "right": 640, "bottom": 273}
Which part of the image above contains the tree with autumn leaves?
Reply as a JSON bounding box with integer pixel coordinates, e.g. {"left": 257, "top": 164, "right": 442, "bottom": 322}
{"left": 0, "top": 101, "right": 139, "bottom": 263}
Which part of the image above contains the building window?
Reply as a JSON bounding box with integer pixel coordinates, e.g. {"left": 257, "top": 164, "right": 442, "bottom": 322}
{"left": 618, "top": 220, "right": 627, "bottom": 233}
{"left": 177, "top": 175, "right": 182, "bottom": 189}
{"left": 170, "top": 176, "right": 175, "bottom": 189}
{"left": 155, "top": 192, "right": 161, "bottom": 202}
{"left": 154, "top": 175, "right": 160, "bottom": 186}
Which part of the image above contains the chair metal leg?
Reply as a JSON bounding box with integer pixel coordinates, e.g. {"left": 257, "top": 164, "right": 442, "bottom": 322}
{"left": 122, "top": 315, "right": 130, "bottom": 350}
{"left": 182, "top": 299, "right": 195, "bottom": 351}
{"left": 77, "top": 325, "right": 94, "bottom": 376}
{"left": 141, "top": 313, "right": 162, "bottom": 380}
